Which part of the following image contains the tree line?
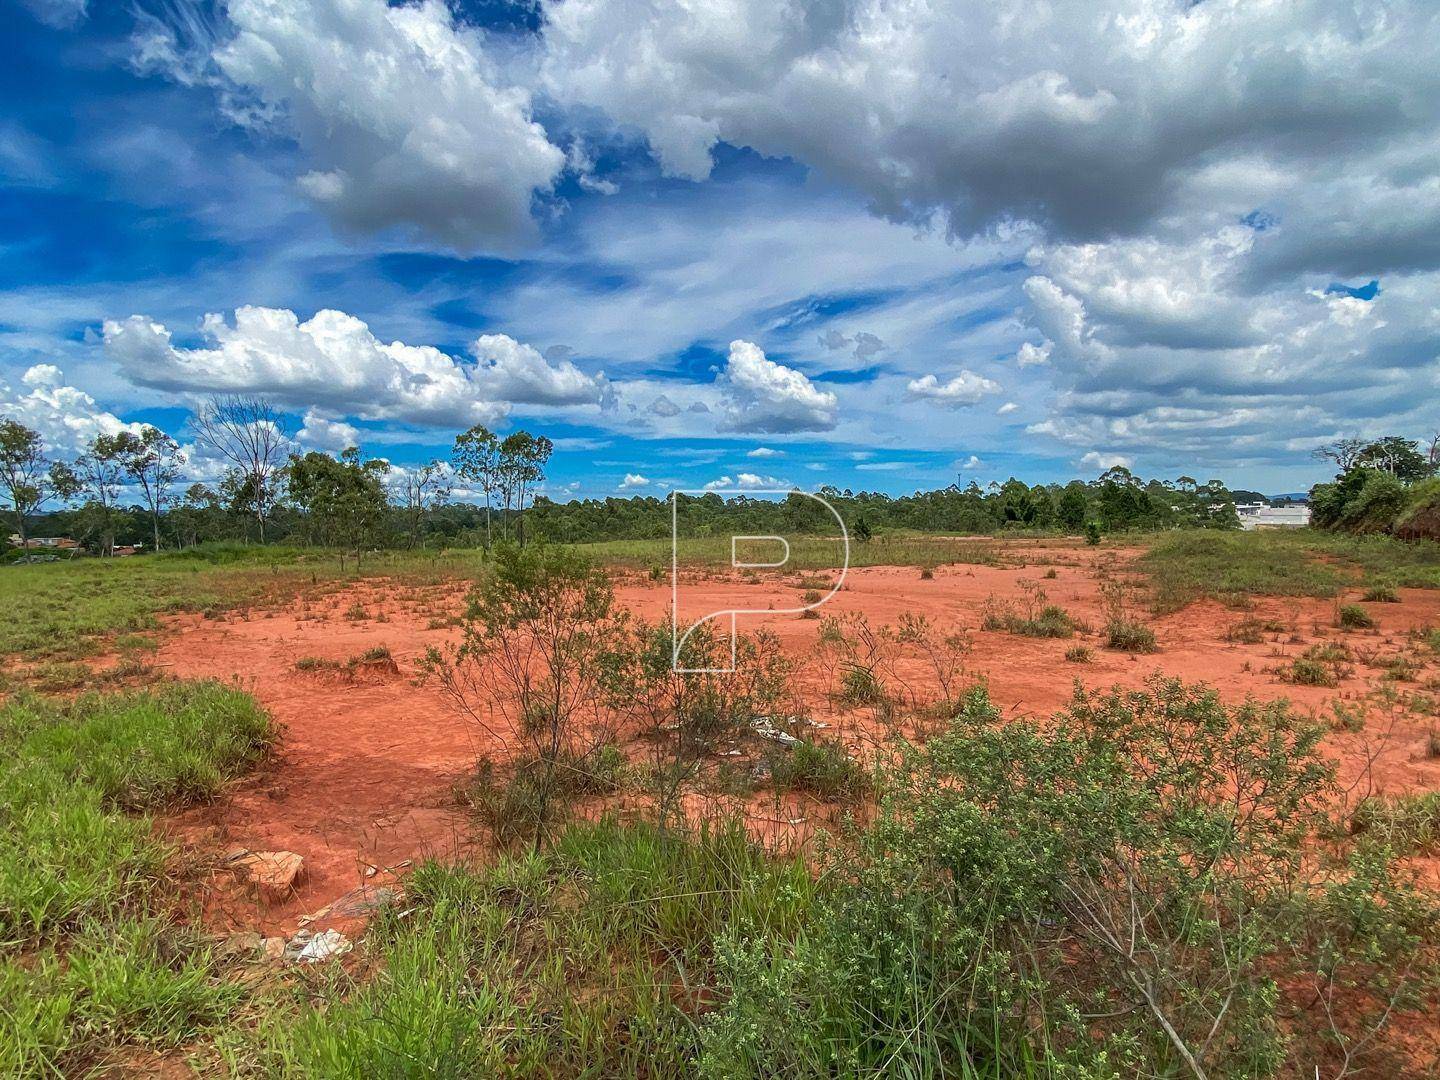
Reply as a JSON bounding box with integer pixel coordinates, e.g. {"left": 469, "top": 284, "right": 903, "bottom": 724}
{"left": 4, "top": 392, "right": 1369, "bottom": 558}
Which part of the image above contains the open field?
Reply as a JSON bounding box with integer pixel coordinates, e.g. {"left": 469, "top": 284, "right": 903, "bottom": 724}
{"left": 3, "top": 530, "right": 1440, "bottom": 1075}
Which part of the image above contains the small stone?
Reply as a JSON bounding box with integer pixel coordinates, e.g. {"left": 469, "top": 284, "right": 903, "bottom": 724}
{"left": 236, "top": 850, "right": 304, "bottom": 903}
{"left": 261, "top": 936, "right": 286, "bottom": 961}
{"left": 294, "top": 928, "right": 352, "bottom": 964}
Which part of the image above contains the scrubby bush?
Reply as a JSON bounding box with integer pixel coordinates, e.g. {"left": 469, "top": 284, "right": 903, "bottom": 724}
{"left": 1338, "top": 604, "right": 1377, "bottom": 630}
{"left": 766, "top": 739, "right": 868, "bottom": 801}
{"left": 703, "top": 677, "right": 1437, "bottom": 1078}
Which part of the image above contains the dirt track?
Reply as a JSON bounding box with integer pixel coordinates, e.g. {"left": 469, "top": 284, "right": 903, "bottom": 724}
{"left": 157, "top": 543, "right": 1440, "bottom": 934}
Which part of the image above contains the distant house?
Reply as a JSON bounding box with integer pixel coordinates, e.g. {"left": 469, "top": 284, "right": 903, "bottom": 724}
{"left": 7, "top": 535, "right": 80, "bottom": 550}
{"left": 1237, "top": 505, "right": 1311, "bottom": 530}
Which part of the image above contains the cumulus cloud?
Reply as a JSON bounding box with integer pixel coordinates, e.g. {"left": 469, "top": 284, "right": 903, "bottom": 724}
{"left": 538, "top": 0, "right": 1440, "bottom": 258}
{"left": 1015, "top": 342, "right": 1051, "bottom": 367}
{"left": 619, "top": 472, "right": 650, "bottom": 489}
{"left": 471, "top": 334, "right": 608, "bottom": 407}
{"left": 296, "top": 410, "right": 361, "bottom": 453}
{"left": 1079, "top": 451, "right": 1133, "bottom": 472}
{"left": 703, "top": 472, "right": 791, "bottom": 491}
{"left": 0, "top": 364, "right": 138, "bottom": 453}
{"left": 103, "top": 307, "right": 607, "bottom": 429}
{"left": 906, "top": 371, "right": 1001, "bottom": 407}
{"left": 718, "top": 340, "right": 838, "bottom": 434}
{"left": 649, "top": 394, "right": 682, "bottom": 417}
{"left": 157, "top": 0, "right": 565, "bottom": 251}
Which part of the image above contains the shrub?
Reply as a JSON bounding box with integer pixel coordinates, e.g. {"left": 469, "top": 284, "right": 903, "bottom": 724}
{"left": 919, "top": 566, "right": 935, "bottom": 580}
{"left": 1064, "top": 645, "right": 1093, "bottom": 663}
{"left": 1286, "top": 656, "right": 1338, "bottom": 687}
{"left": 1363, "top": 585, "right": 1400, "bottom": 603}
{"left": 1106, "top": 619, "right": 1157, "bottom": 653}
{"left": 1084, "top": 521, "right": 1102, "bottom": 545}
{"left": 704, "top": 677, "right": 1436, "bottom": 1077}
{"left": 1338, "top": 604, "right": 1377, "bottom": 630}
{"left": 1349, "top": 792, "right": 1440, "bottom": 854}
{"left": 838, "top": 663, "right": 886, "bottom": 706}
{"left": 767, "top": 740, "right": 869, "bottom": 801}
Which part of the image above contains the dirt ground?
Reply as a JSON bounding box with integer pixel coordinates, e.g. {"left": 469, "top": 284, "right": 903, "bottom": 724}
{"left": 156, "top": 541, "right": 1440, "bottom": 936}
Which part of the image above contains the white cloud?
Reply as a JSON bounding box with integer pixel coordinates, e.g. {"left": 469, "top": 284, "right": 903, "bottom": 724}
{"left": 169, "top": 0, "right": 565, "bottom": 252}
{"left": 21, "top": 0, "right": 87, "bottom": 29}
{"left": 649, "top": 394, "right": 682, "bottom": 417}
{"left": 103, "top": 306, "right": 605, "bottom": 428}
{"left": 296, "top": 410, "right": 360, "bottom": 453}
{"left": 746, "top": 446, "right": 783, "bottom": 458}
{"left": 1079, "top": 451, "right": 1133, "bottom": 472}
{"left": 956, "top": 455, "right": 984, "bottom": 471}
{"left": 0, "top": 365, "right": 138, "bottom": 454}
{"left": 1015, "top": 341, "right": 1051, "bottom": 367}
{"left": 471, "top": 333, "right": 608, "bottom": 407}
{"left": 538, "top": 0, "right": 1440, "bottom": 262}
{"left": 619, "top": 472, "right": 650, "bottom": 489}
{"left": 718, "top": 340, "right": 838, "bottom": 433}
{"left": 906, "top": 371, "right": 1001, "bottom": 407}
{"left": 703, "top": 472, "right": 790, "bottom": 491}
{"left": 996, "top": 401, "right": 1018, "bottom": 415}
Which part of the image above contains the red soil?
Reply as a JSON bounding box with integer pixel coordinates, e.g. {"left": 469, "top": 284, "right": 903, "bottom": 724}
{"left": 157, "top": 543, "right": 1440, "bottom": 935}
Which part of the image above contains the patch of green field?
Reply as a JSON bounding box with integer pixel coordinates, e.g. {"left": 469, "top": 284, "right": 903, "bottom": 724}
{"left": 0, "top": 544, "right": 491, "bottom": 663}
{"left": 1141, "top": 529, "right": 1440, "bottom": 613}
{"left": 0, "top": 681, "right": 274, "bottom": 1077}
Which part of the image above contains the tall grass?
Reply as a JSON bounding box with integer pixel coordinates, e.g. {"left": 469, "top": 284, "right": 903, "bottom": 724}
{"left": 574, "top": 533, "right": 1003, "bottom": 571}
{"left": 1141, "top": 528, "right": 1440, "bottom": 613}
{"left": 0, "top": 682, "right": 275, "bottom": 1076}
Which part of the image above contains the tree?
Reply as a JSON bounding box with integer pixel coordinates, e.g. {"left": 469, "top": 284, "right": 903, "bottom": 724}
{"left": 73, "top": 433, "right": 128, "bottom": 556}
{"left": 191, "top": 396, "right": 288, "bottom": 542}
{"left": 113, "top": 426, "right": 183, "bottom": 551}
{"left": 1312, "top": 437, "right": 1368, "bottom": 475}
{"left": 1057, "top": 484, "right": 1088, "bottom": 532}
{"left": 171, "top": 483, "right": 222, "bottom": 548}
{"left": 452, "top": 425, "right": 501, "bottom": 547}
{"left": 0, "top": 418, "right": 76, "bottom": 546}
{"left": 284, "top": 447, "right": 391, "bottom": 552}
{"left": 498, "top": 431, "right": 553, "bottom": 545}
{"left": 1356, "top": 436, "right": 1431, "bottom": 483}
{"left": 396, "top": 460, "right": 451, "bottom": 548}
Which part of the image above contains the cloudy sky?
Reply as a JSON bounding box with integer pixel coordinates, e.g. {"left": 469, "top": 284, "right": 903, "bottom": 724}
{"left": 4, "top": 0, "right": 1438, "bottom": 499}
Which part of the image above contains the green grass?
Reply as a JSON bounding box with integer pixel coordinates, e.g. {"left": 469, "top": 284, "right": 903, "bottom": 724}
{"left": 0, "top": 544, "right": 492, "bottom": 663}
{"left": 249, "top": 818, "right": 816, "bottom": 1078}
{"left": 1350, "top": 792, "right": 1440, "bottom": 854}
{"left": 0, "top": 682, "right": 275, "bottom": 1076}
{"left": 767, "top": 739, "right": 870, "bottom": 801}
{"left": 1141, "top": 529, "right": 1440, "bottom": 613}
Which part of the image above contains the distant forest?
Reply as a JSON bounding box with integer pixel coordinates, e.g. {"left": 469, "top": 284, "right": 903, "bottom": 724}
{"left": 7, "top": 399, "right": 1438, "bottom": 556}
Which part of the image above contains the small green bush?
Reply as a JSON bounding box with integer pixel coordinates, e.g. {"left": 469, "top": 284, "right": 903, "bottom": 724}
{"left": 1362, "top": 585, "right": 1400, "bottom": 603}
{"left": 1064, "top": 645, "right": 1093, "bottom": 663}
{"left": 767, "top": 740, "right": 868, "bottom": 801}
{"left": 1338, "top": 604, "right": 1377, "bottom": 630}
{"left": 1105, "top": 619, "right": 1157, "bottom": 653}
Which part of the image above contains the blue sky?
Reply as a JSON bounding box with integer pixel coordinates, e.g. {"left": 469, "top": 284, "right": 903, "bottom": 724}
{"left": 4, "top": 0, "right": 1438, "bottom": 500}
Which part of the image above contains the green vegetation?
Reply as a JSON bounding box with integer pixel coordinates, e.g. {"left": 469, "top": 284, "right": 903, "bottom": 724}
{"left": 982, "top": 583, "right": 1081, "bottom": 638}
{"left": 248, "top": 678, "right": 1436, "bottom": 1077}
{"left": 766, "top": 739, "right": 869, "bottom": 801}
{"left": 1142, "top": 528, "right": 1440, "bottom": 613}
{"left": 0, "top": 682, "right": 274, "bottom": 1076}
{"left": 1350, "top": 792, "right": 1440, "bottom": 854}
{"left": 1105, "top": 618, "right": 1157, "bottom": 653}
{"left": 1338, "top": 603, "right": 1377, "bottom": 630}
